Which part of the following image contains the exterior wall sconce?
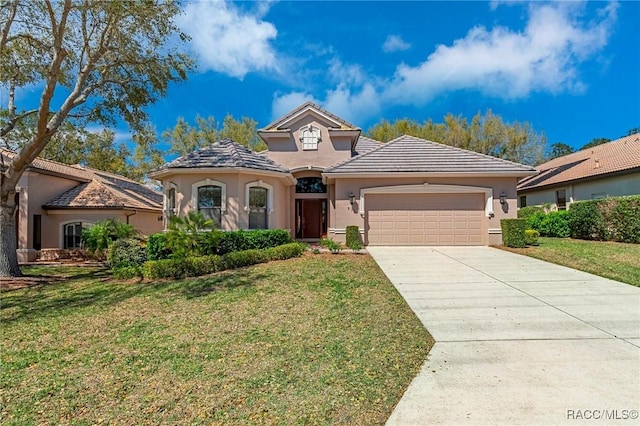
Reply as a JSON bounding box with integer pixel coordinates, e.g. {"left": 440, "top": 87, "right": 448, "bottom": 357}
{"left": 349, "top": 192, "right": 356, "bottom": 205}
{"left": 499, "top": 191, "right": 507, "bottom": 205}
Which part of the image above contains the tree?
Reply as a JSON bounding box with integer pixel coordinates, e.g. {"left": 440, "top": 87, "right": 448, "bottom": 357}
{"left": 366, "top": 110, "right": 547, "bottom": 165}
{"left": 626, "top": 127, "right": 640, "bottom": 136}
{"left": 162, "top": 114, "right": 267, "bottom": 156}
{"left": 0, "top": 0, "right": 192, "bottom": 277}
{"left": 547, "top": 143, "right": 574, "bottom": 161}
{"left": 579, "top": 137, "right": 611, "bottom": 151}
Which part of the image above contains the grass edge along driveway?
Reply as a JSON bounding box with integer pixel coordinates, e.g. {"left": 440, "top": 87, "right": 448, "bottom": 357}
{"left": 497, "top": 237, "right": 640, "bottom": 287}
{"left": 1, "top": 253, "right": 433, "bottom": 425}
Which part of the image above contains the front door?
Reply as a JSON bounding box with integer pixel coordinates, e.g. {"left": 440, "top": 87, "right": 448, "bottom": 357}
{"left": 296, "top": 199, "right": 327, "bottom": 239}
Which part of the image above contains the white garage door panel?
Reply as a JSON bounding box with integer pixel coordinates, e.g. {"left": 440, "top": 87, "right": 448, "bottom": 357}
{"left": 367, "top": 193, "right": 485, "bottom": 246}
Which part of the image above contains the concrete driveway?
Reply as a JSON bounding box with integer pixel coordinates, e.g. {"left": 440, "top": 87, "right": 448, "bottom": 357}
{"left": 368, "top": 246, "right": 640, "bottom": 425}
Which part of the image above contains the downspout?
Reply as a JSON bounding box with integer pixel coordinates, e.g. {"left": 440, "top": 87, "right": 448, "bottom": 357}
{"left": 125, "top": 210, "right": 137, "bottom": 224}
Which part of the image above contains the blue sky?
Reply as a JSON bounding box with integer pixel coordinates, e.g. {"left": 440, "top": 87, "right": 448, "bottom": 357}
{"left": 8, "top": 1, "right": 640, "bottom": 154}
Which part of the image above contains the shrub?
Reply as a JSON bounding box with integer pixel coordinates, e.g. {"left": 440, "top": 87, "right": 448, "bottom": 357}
{"left": 82, "top": 218, "right": 139, "bottom": 257}
{"left": 524, "top": 229, "right": 540, "bottom": 246}
{"left": 501, "top": 219, "right": 526, "bottom": 248}
{"left": 141, "top": 242, "right": 306, "bottom": 279}
{"left": 608, "top": 197, "right": 640, "bottom": 243}
{"left": 539, "top": 211, "right": 570, "bottom": 238}
{"left": 112, "top": 266, "right": 142, "bottom": 280}
{"left": 517, "top": 206, "right": 545, "bottom": 220}
{"left": 567, "top": 201, "right": 606, "bottom": 240}
{"left": 221, "top": 249, "right": 269, "bottom": 269}
{"left": 107, "top": 238, "right": 147, "bottom": 269}
{"left": 319, "top": 238, "right": 342, "bottom": 254}
{"left": 345, "top": 226, "right": 362, "bottom": 252}
{"left": 265, "top": 242, "right": 307, "bottom": 260}
{"left": 216, "top": 229, "right": 292, "bottom": 255}
{"left": 146, "top": 233, "right": 171, "bottom": 261}
{"left": 525, "top": 211, "right": 546, "bottom": 233}
{"left": 142, "top": 258, "right": 185, "bottom": 279}
{"left": 166, "top": 212, "right": 215, "bottom": 258}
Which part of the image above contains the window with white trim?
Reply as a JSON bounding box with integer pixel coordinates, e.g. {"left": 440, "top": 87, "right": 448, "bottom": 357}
{"left": 198, "top": 185, "right": 222, "bottom": 227}
{"left": 166, "top": 187, "right": 176, "bottom": 218}
{"left": 249, "top": 187, "right": 268, "bottom": 229}
{"left": 191, "top": 179, "right": 227, "bottom": 229}
{"left": 300, "top": 125, "right": 321, "bottom": 150}
{"left": 64, "top": 222, "right": 86, "bottom": 249}
{"left": 245, "top": 181, "right": 274, "bottom": 229}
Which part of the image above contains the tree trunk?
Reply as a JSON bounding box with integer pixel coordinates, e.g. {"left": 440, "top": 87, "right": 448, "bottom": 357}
{"left": 0, "top": 192, "right": 22, "bottom": 277}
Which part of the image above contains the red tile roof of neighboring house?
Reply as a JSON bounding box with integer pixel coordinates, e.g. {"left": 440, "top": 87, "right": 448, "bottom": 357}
{"left": 0, "top": 148, "right": 162, "bottom": 211}
{"left": 518, "top": 133, "right": 640, "bottom": 192}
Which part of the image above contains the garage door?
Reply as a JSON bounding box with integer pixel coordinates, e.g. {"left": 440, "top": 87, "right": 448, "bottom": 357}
{"left": 366, "top": 193, "right": 485, "bottom": 246}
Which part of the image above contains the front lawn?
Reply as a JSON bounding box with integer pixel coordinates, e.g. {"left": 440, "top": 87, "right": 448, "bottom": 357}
{"left": 1, "top": 254, "right": 433, "bottom": 425}
{"left": 500, "top": 237, "right": 640, "bottom": 286}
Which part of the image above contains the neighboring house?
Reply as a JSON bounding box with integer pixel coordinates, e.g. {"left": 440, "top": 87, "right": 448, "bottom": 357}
{"left": 149, "top": 102, "right": 537, "bottom": 246}
{"left": 1, "top": 149, "right": 163, "bottom": 262}
{"left": 517, "top": 133, "right": 640, "bottom": 210}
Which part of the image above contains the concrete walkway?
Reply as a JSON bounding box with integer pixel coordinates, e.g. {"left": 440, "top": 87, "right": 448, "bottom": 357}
{"left": 368, "top": 246, "right": 640, "bottom": 425}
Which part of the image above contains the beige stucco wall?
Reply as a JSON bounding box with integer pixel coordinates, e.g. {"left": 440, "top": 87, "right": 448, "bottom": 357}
{"left": 163, "top": 172, "right": 292, "bottom": 231}
{"left": 519, "top": 172, "right": 640, "bottom": 209}
{"left": 41, "top": 210, "right": 162, "bottom": 248}
{"left": 16, "top": 171, "right": 162, "bottom": 252}
{"left": 265, "top": 113, "right": 353, "bottom": 170}
{"left": 17, "top": 171, "right": 82, "bottom": 250}
{"left": 329, "top": 176, "right": 520, "bottom": 245}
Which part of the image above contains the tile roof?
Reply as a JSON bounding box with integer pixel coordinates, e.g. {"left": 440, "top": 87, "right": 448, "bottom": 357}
{"left": 518, "top": 133, "right": 640, "bottom": 191}
{"left": 325, "top": 134, "right": 538, "bottom": 175}
{"left": 157, "top": 138, "right": 289, "bottom": 173}
{"left": 352, "top": 135, "right": 383, "bottom": 156}
{"left": 1, "top": 148, "right": 162, "bottom": 211}
{"left": 261, "top": 101, "right": 358, "bottom": 131}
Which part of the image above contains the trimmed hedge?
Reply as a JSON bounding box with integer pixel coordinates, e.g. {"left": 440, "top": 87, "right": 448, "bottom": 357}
{"left": 216, "top": 229, "right": 292, "bottom": 254}
{"left": 501, "top": 219, "right": 527, "bottom": 248}
{"left": 345, "top": 226, "right": 362, "bottom": 251}
{"left": 568, "top": 195, "right": 640, "bottom": 243}
{"left": 142, "top": 242, "right": 306, "bottom": 279}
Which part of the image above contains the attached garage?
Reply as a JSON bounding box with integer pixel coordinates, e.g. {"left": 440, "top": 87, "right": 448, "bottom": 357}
{"left": 366, "top": 193, "right": 485, "bottom": 246}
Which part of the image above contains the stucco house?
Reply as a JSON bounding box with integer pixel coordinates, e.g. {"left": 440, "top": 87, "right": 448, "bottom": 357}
{"left": 517, "top": 133, "right": 640, "bottom": 210}
{"left": 149, "top": 102, "right": 537, "bottom": 246}
{"left": 1, "top": 149, "right": 163, "bottom": 262}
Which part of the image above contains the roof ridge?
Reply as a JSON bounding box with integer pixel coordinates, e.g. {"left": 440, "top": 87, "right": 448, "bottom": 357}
{"left": 261, "top": 101, "right": 358, "bottom": 131}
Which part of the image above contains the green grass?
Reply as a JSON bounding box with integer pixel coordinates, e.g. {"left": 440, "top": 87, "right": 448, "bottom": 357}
{"left": 500, "top": 237, "right": 640, "bottom": 286}
{"left": 1, "top": 254, "right": 433, "bottom": 425}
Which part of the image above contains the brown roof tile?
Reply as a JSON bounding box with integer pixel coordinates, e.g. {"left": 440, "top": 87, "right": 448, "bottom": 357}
{"left": 325, "top": 134, "right": 537, "bottom": 175}
{"left": 1, "top": 148, "right": 161, "bottom": 211}
{"left": 518, "top": 133, "right": 640, "bottom": 191}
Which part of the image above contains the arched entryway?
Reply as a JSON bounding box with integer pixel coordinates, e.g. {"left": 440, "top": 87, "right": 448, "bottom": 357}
{"left": 293, "top": 172, "right": 327, "bottom": 240}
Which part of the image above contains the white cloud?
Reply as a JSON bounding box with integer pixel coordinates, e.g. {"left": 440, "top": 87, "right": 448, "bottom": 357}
{"left": 272, "top": 2, "right": 617, "bottom": 124}
{"left": 177, "top": 1, "right": 279, "bottom": 79}
{"left": 385, "top": 1, "right": 617, "bottom": 103}
{"left": 382, "top": 35, "right": 411, "bottom": 53}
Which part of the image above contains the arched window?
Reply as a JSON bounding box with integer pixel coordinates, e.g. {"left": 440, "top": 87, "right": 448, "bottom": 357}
{"left": 245, "top": 181, "right": 274, "bottom": 229}
{"left": 249, "top": 187, "right": 268, "bottom": 229}
{"left": 166, "top": 187, "right": 176, "bottom": 218}
{"left": 295, "top": 177, "right": 326, "bottom": 193}
{"left": 191, "top": 179, "right": 227, "bottom": 229}
{"left": 61, "top": 221, "right": 93, "bottom": 249}
{"left": 198, "top": 185, "right": 222, "bottom": 227}
{"left": 300, "top": 125, "right": 321, "bottom": 150}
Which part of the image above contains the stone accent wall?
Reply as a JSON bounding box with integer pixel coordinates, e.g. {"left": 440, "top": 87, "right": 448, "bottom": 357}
{"left": 37, "top": 249, "right": 90, "bottom": 261}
